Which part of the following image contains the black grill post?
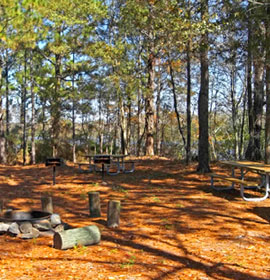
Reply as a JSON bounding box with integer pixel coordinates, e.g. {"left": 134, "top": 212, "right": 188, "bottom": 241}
{"left": 45, "top": 158, "right": 63, "bottom": 185}
{"left": 93, "top": 155, "right": 111, "bottom": 181}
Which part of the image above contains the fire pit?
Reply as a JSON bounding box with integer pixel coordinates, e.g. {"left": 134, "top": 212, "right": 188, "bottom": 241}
{"left": 0, "top": 210, "right": 51, "bottom": 223}
{"left": 0, "top": 210, "right": 65, "bottom": 239}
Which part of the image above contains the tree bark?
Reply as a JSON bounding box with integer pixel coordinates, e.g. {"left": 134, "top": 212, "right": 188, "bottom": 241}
{"left": 245, "top": 3, "right": 264, "bottom": 161}
{"left": 72, "top": 52, "right": 76, "bottom": 163}
{"left": 186, "top": 42, "right": 191, "bottom": 165}
{"left": 0, "top": 58, "right": 6, "bottom": 164}
{"left": 119, "top": 94, "right": 127, "bottom": 155}
{"left": 145, "top": 52, "right": 155, "bottom": 156}
{"left": 52, "top": 53, "right": 62, "bottom": 158}
{"left": 30, "top": 50, "right": 36, "bottom": 165}
{"left": 88, "top": 192, "right": 101, "bottom": 218}
{"left": 53, "top": 225, "right": 101, "bottom": 250}
{"left": 155, "top": 60, "right": 162, "bottom": 155}
{"left": 137, "top": 82, "right": 143, "bottom": 156}
{"left": 22, "top": 50, "right": 27, "bottom": 166}
{"left": 41, "top": 196, "right": 54, "bottom": 214}
{"left": 265, "top": 7, "right": 270, "bottom": 163}
{"left": 246, "top": 32, "right": 264, "bottom": 161}
{"left": 197, "top": 0, "right": 210, "bottom": 173}
{"left": 107, "top": 200, "right": 120, "bottom": 228}
{"left": 5, "top": 52, "right": 10, "bottom": 154}
{"left": 169, "top": 61, "right": 187, "bottom": 158}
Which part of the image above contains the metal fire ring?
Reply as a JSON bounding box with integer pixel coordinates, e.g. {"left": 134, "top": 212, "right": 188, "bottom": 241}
{"left": 0, "top": 210, "right": 51, "bottom": 223}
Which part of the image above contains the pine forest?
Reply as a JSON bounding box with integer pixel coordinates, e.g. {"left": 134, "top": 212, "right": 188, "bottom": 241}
{"left": 0, "top": 0, "right": 270, "bottom": 171}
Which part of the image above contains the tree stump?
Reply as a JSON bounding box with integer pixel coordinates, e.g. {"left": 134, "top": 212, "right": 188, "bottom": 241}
{"left": 53, "top": 225, "right": 101, "bottom": 250}
{"left": 41, "top": 196, "right": 53, "bottom": 214}
{"left": 88, "top": 192, "right": 101, "bottom": 218}
{"left": 107, "top": 200, "right": 120, "bottom": 228}
{"left": 0, "top": 200, "right": 3, "bottom": 213}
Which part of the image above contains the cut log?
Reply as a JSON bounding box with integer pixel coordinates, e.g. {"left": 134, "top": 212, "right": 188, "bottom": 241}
{"left": 107, "top": 200, "right": 121, "bottom": 228}
{"left": 53, "top": 224, "right": 65, "bottom": 233}
{"left": 53, "top": 225, "right": 101, "bottom": 250}
{"left": 0, "top": 200, "right": 3, "bottom": 213}
{"left": 88, "top": 192, "right": 101, "bottom": 218}
{"left": 41, "top": 196, "right": 53, "bottom": 214}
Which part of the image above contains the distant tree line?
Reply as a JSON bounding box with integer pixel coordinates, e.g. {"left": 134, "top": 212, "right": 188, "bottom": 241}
{"left": 0, "top": 0, "right": 270, "bottom": 173}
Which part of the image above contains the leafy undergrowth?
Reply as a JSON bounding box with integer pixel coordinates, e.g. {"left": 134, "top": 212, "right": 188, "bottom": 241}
{"left": 0, "top": 158, "right": 270, "bottom": 280}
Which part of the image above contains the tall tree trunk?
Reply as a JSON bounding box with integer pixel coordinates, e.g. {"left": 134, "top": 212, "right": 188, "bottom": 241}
{"left": 119, "top": 94, "right": 127, "bottom": 155}
{"left": 230, "top": 66, "right": 238, "bottom": 159}
{"left": 136, "top": 79, "right": 143, "bottom": 156}
{"left": 52, "top": 53, "right": 62, "bottom": 158}
{"left": 252, "top": 56, "right": 264, "bottom": 160}
{"left": 22, "top": 51, "right": 27, "bottom": 165}
{"left": 197, "top": 0, "right": 210, "bottom": 173}
{"left": 5, "top": 54, "right": 9, "bottom": 153}
{"left": 239, "top": 86, "right": 247, "bottom": 160}
{"left": 169, "top": 61, "right": 187, "bottom": 157}
{"left": 265, "top": 6, "right": 270, "bottom": 163}
{"left": 0, "top": 59, "right": 6, "bottom": 164}
{"left": 98, "top": 92, "right": 104, "bottom": 154}
{"left": 136, "top": 40, "right": 144, "bottom": 156}
{"left": 245, "top": 19, "right": 264, "bottom": 161}
{"left": 126, "top": 93, "right": 131, "bottom": 154}
{"left": 72, "top": 52, "right": 76, "bottom": 163}
{"left": 41, "top": 98, "right": 46, "bottom": 141}
{"left": 155, "top": 60, "right": 162, "bottom": 156}
{"left": 30, "top": 55, "right": 36, "bottom": 165}
{"left": 186, "top": 42, "right": 191, "bottom": 165}
{"left": 145, "top": 52, "right": 155, "bottom": 156}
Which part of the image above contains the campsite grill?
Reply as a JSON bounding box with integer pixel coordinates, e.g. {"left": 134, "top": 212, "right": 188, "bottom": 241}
{"left": 94, "top": 155, "right": 111, "bottom": 180}
{"left": 45, "top": 158, "right": 63, "bottom": 185}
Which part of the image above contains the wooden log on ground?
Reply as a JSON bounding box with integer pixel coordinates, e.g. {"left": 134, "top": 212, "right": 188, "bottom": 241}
{"left": 88, "top": 192, "right": 101, "bottom": 217}
{"left": 41, "top": 196, "right": 53, "bottom": 214}
{"left": 107, "top": 200, "right": 121, "bottom": 228}
{"left": 53, "top": 225, "right": 101, "bottom": 250}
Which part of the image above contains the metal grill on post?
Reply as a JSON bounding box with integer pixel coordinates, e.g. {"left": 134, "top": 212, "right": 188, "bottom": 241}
{"left": 45, "top": 158, "right": 63, "bottom": 185}
{"left": 94, "top": 155, "right": 111, "bottom": 181}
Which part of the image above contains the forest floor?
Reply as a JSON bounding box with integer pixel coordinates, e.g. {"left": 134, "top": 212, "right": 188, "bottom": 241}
{"left": 0, "top": 157, "right": 270, "bottom": 280}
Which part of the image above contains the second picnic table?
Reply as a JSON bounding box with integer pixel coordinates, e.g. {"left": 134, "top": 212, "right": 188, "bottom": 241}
{"left": 83, "top": 154, "right": 135, "bottom": 175}
{"left": 209, "top": 160, "right": 270, "bottom": 202}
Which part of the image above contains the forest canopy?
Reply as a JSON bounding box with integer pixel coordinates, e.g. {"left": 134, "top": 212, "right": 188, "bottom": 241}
{"left": 0, "top": 0, "right": 269, "bottom": 169}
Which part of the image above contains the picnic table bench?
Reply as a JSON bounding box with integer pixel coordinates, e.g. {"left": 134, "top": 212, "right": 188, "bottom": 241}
{"left": 208, "top": 161, "right": 270, "bottom": 202}
{"left": 76, "top": 162, "right": 94, "bottom": 173}
{"left": 78, "top": 154, "right": 136, "bottom": 176}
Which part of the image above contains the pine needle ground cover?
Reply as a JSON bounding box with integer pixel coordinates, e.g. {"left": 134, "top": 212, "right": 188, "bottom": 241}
{"left": 0, "top": 158, "right": 269, "bottom": 280}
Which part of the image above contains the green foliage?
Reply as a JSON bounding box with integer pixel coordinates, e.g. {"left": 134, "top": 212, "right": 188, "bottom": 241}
{"left": 35, "top": 139, "right": 53, "bottom": 163}
{"left": 0, "top": 0, "right": 268, "bottom": 165}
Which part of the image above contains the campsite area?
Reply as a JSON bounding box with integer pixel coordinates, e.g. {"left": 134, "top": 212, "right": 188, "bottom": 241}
{"left": 0, "top": 158, "right": 269, "bottom": 280}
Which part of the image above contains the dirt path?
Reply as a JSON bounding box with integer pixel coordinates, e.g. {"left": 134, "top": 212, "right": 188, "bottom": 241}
{"left": 0, "top": 158, "right": 269, "bottom": 279}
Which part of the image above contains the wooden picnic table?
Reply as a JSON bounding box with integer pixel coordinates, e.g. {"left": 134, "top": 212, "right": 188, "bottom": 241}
{"left": 209, "top": 160, "right": 270, "bottom": 202}
{"left": 83, "top": 154, "right": 131, "bottom": 175}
